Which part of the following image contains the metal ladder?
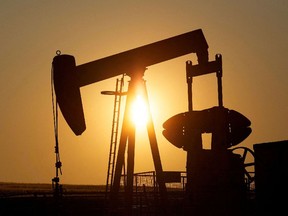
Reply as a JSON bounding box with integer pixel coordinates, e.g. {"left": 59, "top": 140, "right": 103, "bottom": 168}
{"left": 105, "top": 76, "right": 125, "bottom": 195}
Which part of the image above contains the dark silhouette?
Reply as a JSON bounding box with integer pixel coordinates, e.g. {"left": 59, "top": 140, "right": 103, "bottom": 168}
{"left": 254, "top": 140, "right": 288, "bottom": 215}
{"left": 52, "top": 29, "right": 209, "bottom": 215}
{"left": 48, "top": 28, "right": 287, "bottom": 215}
{"left": 163, "top": 54, "right": 252, "bottom": 215}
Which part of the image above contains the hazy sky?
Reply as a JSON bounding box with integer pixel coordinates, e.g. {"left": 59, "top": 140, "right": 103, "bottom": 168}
{"left": 0, "top": 0, "right": 287, "bottom": 185}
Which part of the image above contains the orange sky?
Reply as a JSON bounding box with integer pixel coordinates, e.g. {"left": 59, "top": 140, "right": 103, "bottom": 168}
{"left": 0, "top": 1, "right": 287, "bottom": 185}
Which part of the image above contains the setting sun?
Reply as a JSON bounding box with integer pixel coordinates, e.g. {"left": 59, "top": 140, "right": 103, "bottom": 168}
{"left": 131, "top": 95, "right": 149, "bottom": 128}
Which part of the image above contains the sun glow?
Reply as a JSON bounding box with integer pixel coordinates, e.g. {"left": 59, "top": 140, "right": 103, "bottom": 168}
{"left": 131, "top": 95, "right": 149, "bottom": 128}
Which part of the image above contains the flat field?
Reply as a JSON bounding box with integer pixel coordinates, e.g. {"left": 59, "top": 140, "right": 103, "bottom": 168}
{"left": 0, "top": 182, "right": 109, "bottom": 216}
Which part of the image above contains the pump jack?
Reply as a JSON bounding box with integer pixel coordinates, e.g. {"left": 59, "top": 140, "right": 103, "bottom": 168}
{"left": 52, "top": 29, "right": 209, "bottom": 203}
{"left": 52, "top": 29, "right": 252, "bottom": 214}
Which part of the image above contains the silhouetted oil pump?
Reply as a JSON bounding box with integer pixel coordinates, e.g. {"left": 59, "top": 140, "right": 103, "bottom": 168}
{"left": 52, "top": 29, "right": 211, "bottom": 213}
{"left": 163, "top": 54, "right": 252, "bottom": 215}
